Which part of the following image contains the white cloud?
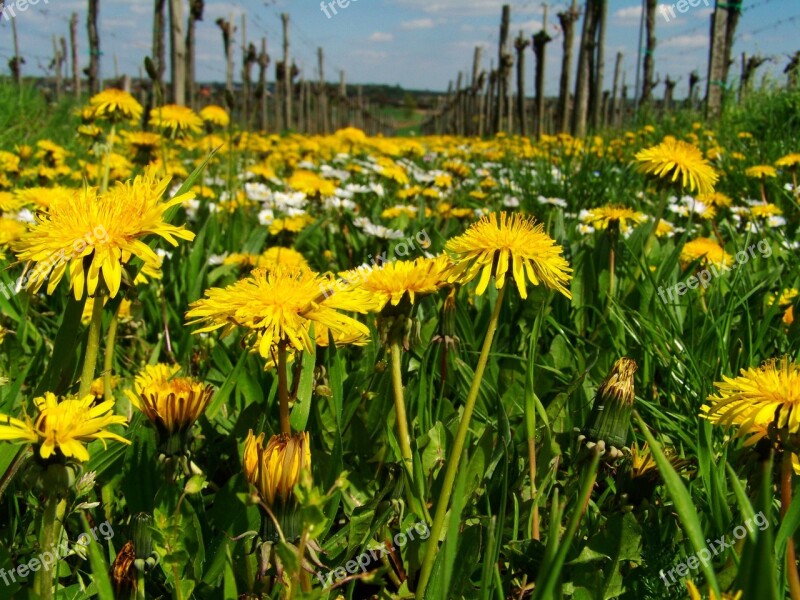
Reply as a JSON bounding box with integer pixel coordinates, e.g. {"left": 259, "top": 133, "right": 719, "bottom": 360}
{"left": 615, "top": 3, "right": 688, "bottom": 25}
{"left": 399, "top": 18, "right": 435, "bottom": 29}
{"left": 661, "top": 33, "right": 708, "bottom": 49}
{"left": 353, "top": 49, "right": 389, "bottom": 61}
{"left": 396, "top": 0, "right": 539, "bottom": 15}
{"left": 369, "top": 31, "right": 394, "bottom": 42}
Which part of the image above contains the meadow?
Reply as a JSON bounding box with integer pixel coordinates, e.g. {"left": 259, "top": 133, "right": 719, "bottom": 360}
{"left": 0, "top": 82, "right": 799, "bottom": 600}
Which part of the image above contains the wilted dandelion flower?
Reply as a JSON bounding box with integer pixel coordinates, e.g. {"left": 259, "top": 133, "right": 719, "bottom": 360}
{"left": 125, "top": 364, "right": 213, "bottom": 453}
{"left": 701, "top": 357, "right": 800, "bottom": 446}
{"left": 14, "top": 174, "right": 195, "bottom": 299}
{"left": 186, "top": 267, "right": 376, "bottom": 358}
{"left": 680, "top": 237, "right": 732, "bottom": 270}
{"left": 0, "top": 392, "right": 129, "bottom": 461}
{"left": 445, "top": 212, "right": 572, "bottom": 299}
{"left": 635, "top": 137, "right": 718, "bottom": 194}
{"left": 149, "top": 104, "right": 202, "bottom": 136}
{"left": 89, "top": 88, "right": 143, "bottom": 122}
{"left": 582, "top": 357, "right": 638, "bottom": 455}
{"left": 243, "top": 429, "right": 311, "bottom": 508}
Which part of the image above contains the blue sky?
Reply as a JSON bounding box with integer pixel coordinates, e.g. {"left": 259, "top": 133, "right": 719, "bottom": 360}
{"left": 0, "top": 0, "right": 797, "bottom": 99}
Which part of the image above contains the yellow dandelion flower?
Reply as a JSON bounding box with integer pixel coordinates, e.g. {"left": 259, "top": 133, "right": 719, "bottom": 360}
{"left": 445, "top": 212, "right": 572, "bottom": 300}
{"left": 680, "top": 237, "right": 732, "bottom": 270}
{"left": 354, "top": 255, "right": 450, "bottom": 310}
{"left": 701, "top": 357, "right": 800, "bottom": 445}
{"left": 149, "top": 104, "right": 202, "bottom": 135}
{"left": 89, "top": 88, "right": 143, "bottom": 122}
{"left": 268, "top": 214, "right": 315, "bottom": 235}
{"left": 580, "top": 205, "right": 648, "bottom": 232}
{"left": 635, "top": 137, "right": 719, "bottom": 194}
{"left": 186, "top": 267, "right": 377, "bottom": 358}
{"left": 199, "top": 105, "right": 230, "bottom": 128}
{"left": 748, "top": 203, "right": 782, "bottom": 219}
{"left": 696, "top": 191, "right": 732, "bottom": 208}
{"left": 0, "top": 392, "right": 129, "bottom": 462}
{"left": 243, "top": 430, "right": 311, "bottom": 508}
{"left": 745, "top": 165, "right": 777, "bottom": 179}
{"left": 14, "top": 173, "right": 195, "bottom": 299}
{"left": 776, "top": 153, "right": 800, "bottom": 168}
{"left": 287, "top": 170, "right": 336, "bottom": 197}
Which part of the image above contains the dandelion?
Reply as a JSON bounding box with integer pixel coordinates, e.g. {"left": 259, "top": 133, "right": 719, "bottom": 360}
{"left": 445, "top": 212, "right": 572, "bottom": 300}
{"left": 149, "top": 105, "right": 203, "bottom": 136}
{"left": 581, "top": 357, "right": 638, "bottom": 457}
{"left": 14, "top": 173, "right": 195, "bottom": 300}
{"left": 580, "top": 205, "right": 648, "bottom": 232}
{"left": 680, "top": 237, "right": 732, "bottom": 270}
{"left": 0, "top": 392, "right": 129, "bottom": 462}
{"left": 89, "top": 89, "right": 143, "bottom": 123}
{"left": 635, "top": 137, "right": 718, "bottom": 194}
{"left": 199, "top": 105, "right": 230, "bottom": 128}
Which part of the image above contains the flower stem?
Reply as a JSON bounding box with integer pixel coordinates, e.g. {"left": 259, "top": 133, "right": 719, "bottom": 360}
{"left": 103, "top": 304, "right": 120, "bottom": 402}
{"left": 100, "top": 123, "right": 115, "bottom": 195}
{"left": 34, "top": 494, "right": 66, "bottom": 599}
{"left": 78, "top": 295, "right": 104, "bottom": 398}
{"left": 782, "top": 453, "right": 800, "bottom": 600}
{"left": 390, "top": 341, "right": 414, "bottom": 474}
{"left": 278, "top": 343, "right": 291, "bottom": 436}
{"left": 390, "top": 340, "right": 427, "bottom": 520}
{"left": 416, "top": 284, "right": 506, "bottom": 598}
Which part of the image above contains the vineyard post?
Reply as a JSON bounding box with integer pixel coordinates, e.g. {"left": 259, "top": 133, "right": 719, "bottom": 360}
{"left": 556, "top": 0, "right": 579, "bottom": 132}
{"left": 281, "top": 13, "right": 292, "bottom": 130}
{"left": 495, "top": 4, "right": 511, "bottom": 133}
{"left": 532, "top": 5, "right": 552, "bottom": 138}
{"left": 641, "top": 0, "right": 657, "bottom": 109}
{"left": 87, "top": 0, "right": 100, "bottom": 94}
{"left": 258, "top": 38, "right": 270, "bottom": 131}
{"left": 317, "top": 47, "right": 328, "bottom": 134}
{"left": 471, "top": 45, "right": 482, "bottom": 136}
{"left": 610, "top": 51, "right": 622, "bottom": 130}
{"left": 186, "top": 0, "right": 204, "bottom": 110}
{"left": 514, "top": 30, "right": 531, "bottom": 137}
{"left": 573, "top": 0, "right": 597, "bottom": 137}
{"left": 70, "top": 13, "right": 81, "bottom": 99}
{"left": 152, "top": 0, "right": 166, "bottom": 96}
{"left": 591, "top": 0, "right": 608, "bottom": 130}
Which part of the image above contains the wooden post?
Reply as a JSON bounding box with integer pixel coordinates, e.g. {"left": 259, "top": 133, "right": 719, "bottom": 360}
{"left": 168, "top": 0, "right": 187, "bottom": 105}
{"left": 573, "top": 0, "right": 597, "bottom": 136}
{"left": 186, "top": 0, "right": 204, "bottom": 109}
{"left": 532, "top": 5, "right": 552, "bottom": 138}
{"left": 257, "top": 38, "right": 270, "bottom": 131}
{"left": 688, "top": 70, "right": 700, "bottom": 109}
{"left": 470, "top": 46, "right": 482, "bottom": 136}
{"left": 739, "top": 54, "right": 766, "bottom": 102}
{"left": 706, "top": 0, "right": 728, "bottom": 117}
{"left": 338, "top": 70, "right": 346, "bottom": 129}
{"left": 495, "top": 5, "right": 511, "bottom": 133}
{"left": 281, "top": 13, "right": 292, "bottom": 130}
{"left": 10, "top": 18, "right": 22, "bottom": 86}
{"left": 317, "top": 47, "right": 328, "bottom": 134}
{"left": 87, "top": 0, "right": 100, "bottom": 94}
{"left": 556, "top": 0, "right": 579, "bottom": 133}
{"left": 514, "top": 31, "right": 531, "bottom": 136}
{"left": 610, "top": 51, "right": 622, "bottom": 129}
{"left": 59, "top": 37, "right": 68, "bottom": 99}
{"left": 216, "top": 17, "right": 235, "bottom": 96}
{"left": 663, "top": 75, "right": 677, "bottom": 112}
{"left": 70, "top": 13, "right": 81, "bottom": 99}
{"left": 153, "top": 0, "right": 166, "bottom": 96}
{"left": 591, "top": 0, "right": 608, "bottom": 130}
{"left": 641, "top": 0, "right": 657, "bottom": 107}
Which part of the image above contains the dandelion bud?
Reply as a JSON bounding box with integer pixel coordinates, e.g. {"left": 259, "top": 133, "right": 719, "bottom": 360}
{"left": 584, "top": 357, "right": 638, "bottom": 450}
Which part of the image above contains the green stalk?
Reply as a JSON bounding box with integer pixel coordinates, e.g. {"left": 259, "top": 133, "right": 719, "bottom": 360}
{"left": 103, "top": 304, "right": 120, "bottom": 401}
{"left": 78, "top": 295, "right": 104, "bottom": 398}
{"left": 390, "top": 340, "right": 427, "bottom": 520}
{"left": 100, "top": 123, "right": 115, "bottom": 194}
{"left": 34, "top": 495, "right": 66, "bottom": 599}
{"left": 278, "top": 343, "right": 291, "bottom": 436}
{"left": 390, "top": 341, "right": 414, "bottom": 474}
{"left": 416, "top": 284, "right": 506, "bottom": 598}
